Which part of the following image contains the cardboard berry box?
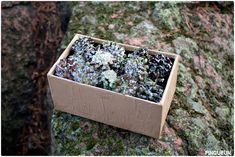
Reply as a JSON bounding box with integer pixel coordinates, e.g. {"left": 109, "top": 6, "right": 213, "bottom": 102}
{"left": 47, "top": 34, "right": 179, "bottom": 138}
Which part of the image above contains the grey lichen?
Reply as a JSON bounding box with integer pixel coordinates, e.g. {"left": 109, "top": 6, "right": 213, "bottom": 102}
{"left": 102, "top": 70, "right": 117, "bottom": 84}
{"left": 102, "top": 41, "right": 125, "bottom": 59}
{"left": 148, "top": 54, "right": 173, "bottom": 80}
{"left": 91, "top": 47, "right": 115, "bottom": 67}
{"left": 71, "top": 37, "right": 94, "bottom": 55}
{"left": 55, "top": 37, "right": 173, "bottom": 103}
{"left": 98, "top": 70, "right": 117, "bottom": 90}
{"left": 136, "top": 82, "right": 164, "bottom": 103}
{"left": 115, "top": 78, "right": 138, "bottom": 96}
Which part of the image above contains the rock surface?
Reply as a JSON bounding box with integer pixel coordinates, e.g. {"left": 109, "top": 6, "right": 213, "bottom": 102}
{"left": 50, "top": 2, "right": 233, "bottom": 155}
{"left": 1, "top": 2, "right": 71, "bottom": 155}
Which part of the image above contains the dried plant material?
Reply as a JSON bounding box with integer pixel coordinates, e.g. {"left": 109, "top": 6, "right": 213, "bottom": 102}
{"left": 55, "top": 37, "right": 173, "bottom": 102}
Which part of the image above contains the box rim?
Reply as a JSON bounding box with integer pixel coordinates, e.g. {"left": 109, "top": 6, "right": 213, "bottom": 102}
{"left": 47, "top": 33, "right": 180, "bottom": 106}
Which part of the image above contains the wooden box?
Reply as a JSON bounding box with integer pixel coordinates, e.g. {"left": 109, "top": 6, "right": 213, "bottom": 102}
{"left": 47, "top": 34, "right": 179, "bottom": 138}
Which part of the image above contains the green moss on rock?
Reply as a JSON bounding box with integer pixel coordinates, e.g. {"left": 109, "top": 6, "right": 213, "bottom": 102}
{"left": 52, "top": 1, "right": 234, "bottom": 155}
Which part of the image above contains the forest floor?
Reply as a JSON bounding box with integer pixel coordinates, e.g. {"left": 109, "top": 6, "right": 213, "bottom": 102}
{"left": 51, "top": 2, "right": 234, "bottom": 155}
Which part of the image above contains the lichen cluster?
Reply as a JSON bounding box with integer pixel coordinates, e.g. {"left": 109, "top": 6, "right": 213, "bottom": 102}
{"left": 55, "top": 37, "right": 173, "bottom": 102}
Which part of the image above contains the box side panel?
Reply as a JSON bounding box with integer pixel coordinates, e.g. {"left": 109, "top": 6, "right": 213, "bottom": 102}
{"left": 160, "top": 57, "right": 179, "bottom": 132}
{"left": 48, "top": 75, "right": 163, "bottom": 138}
{"left": 48, "top": 75, "right": 74, "bottom": 112}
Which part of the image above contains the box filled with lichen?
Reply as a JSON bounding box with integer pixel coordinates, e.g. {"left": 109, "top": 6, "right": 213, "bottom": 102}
{"left": 47, "top": 34, "right": 179, "bottom": 138}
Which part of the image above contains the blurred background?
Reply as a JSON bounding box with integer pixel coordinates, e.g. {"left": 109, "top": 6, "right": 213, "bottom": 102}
{"left": 1, "top": 1, "right": 234, "bottom": 155}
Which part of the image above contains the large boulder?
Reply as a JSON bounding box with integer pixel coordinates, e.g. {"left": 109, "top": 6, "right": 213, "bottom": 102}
{"left": 1, "top": 2, "right": 71, "bottom": 155}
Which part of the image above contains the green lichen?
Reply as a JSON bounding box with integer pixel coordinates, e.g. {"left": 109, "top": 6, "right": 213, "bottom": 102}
{"left": 52, "top": 1, "right": 234, "bottom": 156}
{"left": 152, "top": 2, "right": 182, "bottom": 30}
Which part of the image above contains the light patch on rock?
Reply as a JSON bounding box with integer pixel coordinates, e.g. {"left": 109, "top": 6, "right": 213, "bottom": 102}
{"left": 132, "top": 20, "right": 158, "bottom": 35}
{"left": 187, "top": 97, "right": 206, "bottom": 114}
{"left": 152, "top": 2, "right": 182, "bottom": 30}
{"left": 172, "top": 36, "right": 199, "bottom": 60}
{"left": 81, "top": 15, "right": 97, "bottom": 25}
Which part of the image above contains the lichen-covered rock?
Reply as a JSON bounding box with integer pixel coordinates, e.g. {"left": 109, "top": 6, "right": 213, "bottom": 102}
{"left": 152, "top": 2, "right": 182, "bottom": 30}
{"left": 172, "top": 36, "right": 199, "bottom": 60}
{"left": 186, "top": 98, "right": 206, "bottom": 115}
{"left": 131, "top": 20, "right": 158, "bottom": 36}
{"left": 215, "top": 106, "right": 230, "bottom": 122}
{"left": 52, "top": 1, "right": 234, "bottom": 156}
{"left": 81, "top": 15, "right": 97, "bottom": 25}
